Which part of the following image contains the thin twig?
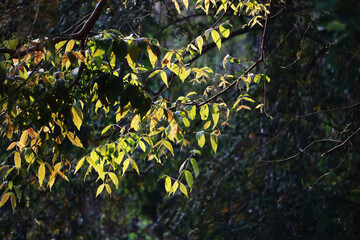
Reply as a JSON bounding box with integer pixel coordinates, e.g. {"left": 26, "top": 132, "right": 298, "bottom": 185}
{"left": 321, "top": 127, "right": 360, "bottom": 157}
{"left": 262, "top": 139, "right": 341, "bottom": 163}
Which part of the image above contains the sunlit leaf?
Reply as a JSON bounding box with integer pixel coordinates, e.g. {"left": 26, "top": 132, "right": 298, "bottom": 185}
{"left": 170, "top": 180, "right": 179, "bottom": 195}
{"left": 101, "top": 124, "right": 112, "bottom": 136}
{"left": 96, "top": 184, "right": 104, "bottom": 197}
{"left": 38, "top": 163, "right": 45, "bottom": 187}
{"left": 160, "top": 70, "right": 168, "bottom": 87}
{"left": 200, "top": 104, "right": 209, "bottom": 120}
{"left": 108, "top": 172, "right": 119, "bottom": 189}
{"left": 14, "top": 152, "right": 21, "bottom": 169}
{"left": 71, "top": 105, "right": 83, "bottom": 130}
{"left": 196, "top": 36, "right": 204, "bottom": 54}
{"left": 179, "top": 182, "right": 188, "bottom": 197}
{"left": 65, "top": 40, "right": 75, "bottom": 53}
{"left": 67, "top": 132, "right": 84, "bottom": 148}
{"left": 210, "top": 133, "right": 218, "bottom": 153}
{"left": 165, "top": 176, "right": 171, "bottom": 192}
{"left": 163, "top": 140, "right": 174, "bottom": 156}
{"left": 196, "top": 131, "right": 205, "bottom": 148}
{"left": 74, "top": 157, "right": 85, "bottom": 174}
{"left": 105, "top": 184, "right": 111, "bottom": 195}
{"left": 211, "top": 30, "right": 221, "bottom": 50}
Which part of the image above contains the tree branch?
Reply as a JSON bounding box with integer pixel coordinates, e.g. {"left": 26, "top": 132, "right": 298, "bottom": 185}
{"left": 0, "top": 0, "right": 107, "bottom": 58}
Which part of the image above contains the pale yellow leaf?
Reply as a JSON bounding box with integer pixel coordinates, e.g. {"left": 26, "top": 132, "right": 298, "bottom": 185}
{"left": 108, "top": 172, "right": 119, "bottom": 189}
{"left": 96, "top": 184, "right": 104, "bottom": 197}
{"left": 14, "top": 152, "right": 21, "bottom": 169}
{"left": 38, "top": 163, "right": 45, "bottom": 187}
{"left": 71, "top": 105, "right": 83, "bottom": 131}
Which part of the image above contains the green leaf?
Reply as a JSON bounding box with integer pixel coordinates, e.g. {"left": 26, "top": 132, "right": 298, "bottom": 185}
{"left": 185, "top": 170, "right": 194, "bottom": 188}
{"left": 211, "top": 30, "right": 221, "bottom": 50}
{"left": 196, "top": 131, "right": 205, "bottom": 148}
{"left": 210, "top": 133, "right": 218, "bottom": 153}
{"left": 165, "top": 176, "right": 171, "bottom": 192}
{"left": 190, "top": 158, "right": 199, "bottom": 178}
{"left": 71, "top": 105, "right": 83, "bottom": 130}
{"left": 254, "top": 75, "right": 261, "bottom": 83}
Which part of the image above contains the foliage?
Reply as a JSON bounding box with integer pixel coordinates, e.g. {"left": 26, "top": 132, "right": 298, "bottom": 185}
{"left": 1, "top": 0, "right": 360, "bottom": 239}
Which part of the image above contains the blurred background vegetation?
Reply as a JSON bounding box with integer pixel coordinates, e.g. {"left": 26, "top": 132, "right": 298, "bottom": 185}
{"left": 1, "top": 0, "right": 360, "bottom": 239}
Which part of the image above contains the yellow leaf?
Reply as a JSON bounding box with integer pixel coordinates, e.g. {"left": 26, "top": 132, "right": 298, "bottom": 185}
{"left": 196, "top": 131, "right": 205, "bottom": 148}
{"left": 131, "top": 159, "right": 140, "bottom": 175}
{"left": 203, "top": 120, "right": 211, "bottom": 130}
{"left": 65, "top": 40, "right": 75, "bottom": 53}
{"left": 170, "top": 124, "right": 180, "bottom": 140}
{"left": 163, "top": 140, "right": 174, "bottom": 156}
{"left": 105, "top": 184, "right": 111, "bottom": 195}
{"left": 6, "top": 142, "right": 16, "bottom": 151}
{"left": 14, "top": 152, "right": 21, "bottom": 169}
{"left": 205, "top": 0, "right": 210, "bottom": 15}
{"left": 200, "top": 104, "right": 209, "bottom": 120}
{"left": 147, "top": 45, "right": 158, "bottom": 68}
{"left": 109, "top": 51, "right": 116, "bottom": 68}
{"left": 170, "top": 180, "right": 179, "bottom": 195}
{"left": 179, "top": 182, "right": 188, "bottom": 197}
{"left": 38, "top": 163, "right": 45, "bottom": 187}
{"left": 219, "top": 24, "right": 230, "bottom": 38}
{"left": 161, "top": 52, "right": 173, "bottom": 68}
{"left": 196, "top": 36, "right": 204, "bottom": 54}
{"left": 0, "top": 192, "right": 11, "bottom": 207}
{"left": 71, "top": 105, "right": 83, "bottom": 130}
{"left": 108, "top": 172, "right": 119, "bottom": 189}
{"left": 160, "top": 71, "right": 168, "bottom": 87}
{"left": 74, "top": 157, "right": 85, "bottom": 174}
{"left": 138, "top": 140, "right": 146, "bottom": 152}
{"left": 172, "top": 0, "right": 181, "bottom": 14}
{"left": 212, "top": 104, "right": 219, "bottom": 129}
{"left": 210, "top": 133, "right": 218, "bottom": 153}
{"left": 67, "top": 132, "right": 84, "bottom": 148}
{"left": 183, "top": 0, "right": 189, "bottom": 9}
{"left": 165, "top": 176, "right": 171, "bottom": 192}
{"left": 20, "top": 130, "right": 29, "bottom": 145}
{"left": 10, "top": 193, "right": 16, "bottom": 211}
{"left": 96, "top": 184, "right": 105, "bottom": 197}
{"left": 211, "top": 30, "right": 221, "bottom": 50}
{"left": 122, "top": 158, "right": 131, "bottom": 176}
{"left": 130, "top": 114, "right": 141, "bottom": 131}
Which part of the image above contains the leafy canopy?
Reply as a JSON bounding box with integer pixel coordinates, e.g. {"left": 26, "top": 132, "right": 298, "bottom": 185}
{"left": 0, "top": 0, "right": 272, "bottom": 210}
